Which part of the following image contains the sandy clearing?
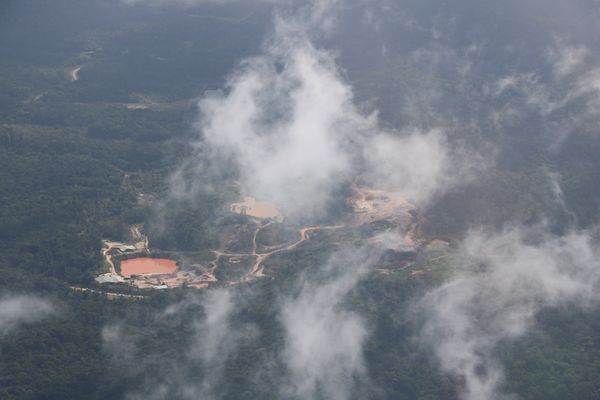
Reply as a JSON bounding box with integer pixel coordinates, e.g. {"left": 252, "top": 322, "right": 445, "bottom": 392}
{"left": 348, "top": 185, "right": 416, "bottom": 225}
{"left": 231, "top": 197, "right": 284, "bottom": 222}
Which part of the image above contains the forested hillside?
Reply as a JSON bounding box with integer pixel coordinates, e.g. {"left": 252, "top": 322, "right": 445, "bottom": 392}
{"left": 1, "top": 1, "right": 600, "bottom": 399}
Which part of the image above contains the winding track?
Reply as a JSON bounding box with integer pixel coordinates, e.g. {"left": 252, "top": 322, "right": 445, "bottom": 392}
{"left": 211, "top": 223, "right": 345, "bottom": 278}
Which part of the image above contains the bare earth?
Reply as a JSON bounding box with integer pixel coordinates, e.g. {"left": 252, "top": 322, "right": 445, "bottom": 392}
{"left": 94, "top": 186, "right": 424, "bottom": 291}
{"left": 347, "top": 185, "right": 416, "bottom": 225}
{"left": 348, "top": 185, "right": 421, "bottom": 250}
{"left": 230, "top": 196, "right": 284, "bottom": 222}
{"left": 96, "top": 226, "right": 217, "bottom": 290}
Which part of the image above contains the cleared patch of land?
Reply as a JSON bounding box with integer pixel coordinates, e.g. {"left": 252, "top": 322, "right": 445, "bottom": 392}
{"left": 348, "top": 185, "right": 422, "bottom": 251}
{"left": 230, "top": 196, "right": 284, "bottom": 222}
{"left": 95, "top": 186, "right": 429, "bottom": 291}
{"left": 96, "top": 225, "right": 217, "bottom": 290}
{"left": 347, "top": 185, "right": 416, "bottom": 225}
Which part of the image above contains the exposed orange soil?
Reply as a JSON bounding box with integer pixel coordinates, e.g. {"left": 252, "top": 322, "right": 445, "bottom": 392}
{"left": 120, "top": 258, "right": 177, "bottom": 277}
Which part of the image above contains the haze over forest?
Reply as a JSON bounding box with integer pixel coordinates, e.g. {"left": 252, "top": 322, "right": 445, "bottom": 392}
{"left": 1, "top": 1, "right": 600, "bottom": 399}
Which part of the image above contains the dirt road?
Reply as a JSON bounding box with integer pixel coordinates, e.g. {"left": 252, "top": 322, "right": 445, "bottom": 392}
{"left": 102, "top": 241, "right": 118, "bottom": 274}
{"left": 69, "top": 286, "right": 145, "bottom": 300}
{"left": 211, "top": 224, "right": 345, "bottom": 278}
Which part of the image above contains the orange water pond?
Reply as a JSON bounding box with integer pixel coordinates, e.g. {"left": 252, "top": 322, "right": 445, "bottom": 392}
{"left": 120, "top": 258, "right": 177, "bottom": 277}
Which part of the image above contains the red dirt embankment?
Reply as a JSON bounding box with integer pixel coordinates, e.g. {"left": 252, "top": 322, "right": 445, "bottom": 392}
{"left": 120, "top": 258, "right": 177, "bottom": 277}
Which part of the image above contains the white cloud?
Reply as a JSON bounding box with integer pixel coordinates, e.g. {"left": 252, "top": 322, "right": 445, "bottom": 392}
{"left": 485, "top": 38, "right": 600, "bottom": 146}
{"left": 0, "top": 295, "right": 55, "bottom": 336}
{"left": 103, "top": 289, "right": 249, "bottom": 400}
{"left": 417, "top": 226, "right": 600, "bottom": 400}
{"left": 365, "top": 129, "right": 461, "bottom": 206}
{"left": 279, "top": 250, "right": 370, "bottom": 400}
{"left": 122, "top": 0, "right": 281, "bottom": 6}
{"left": 547, "top": 41, "right": 589, "bottom": 78}
{"left": 192, "top": 19, "right": 472, "bottom": 218}
{"left": 197, "top": 40, "right": 359, "bottom": 217}
{"left": 187, "top": 289, "right": 244, "bottom": 399}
